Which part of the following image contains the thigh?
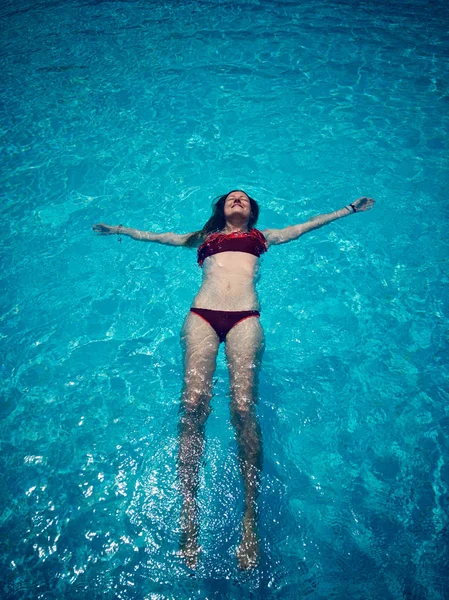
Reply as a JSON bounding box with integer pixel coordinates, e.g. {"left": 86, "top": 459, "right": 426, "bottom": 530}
{"left": 181, "top": 312, "right": 220, "bottom": 406}
{"left": 225, "top": 316, "right": 265, "bottom": 408}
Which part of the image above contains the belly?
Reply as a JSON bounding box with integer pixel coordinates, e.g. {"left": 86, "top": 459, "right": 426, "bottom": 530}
{"left": 192, "top": 256, "right": 260, "bottom": 311}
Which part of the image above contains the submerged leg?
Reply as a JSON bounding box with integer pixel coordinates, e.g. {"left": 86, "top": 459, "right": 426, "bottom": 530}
{"left": 225, "top": 316, "right": 265, "bottom": 570}
{"left": 177, "top": 312, "right": 219, "bottom": 568}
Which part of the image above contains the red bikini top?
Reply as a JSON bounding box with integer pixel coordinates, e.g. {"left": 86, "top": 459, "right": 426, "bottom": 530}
{"left": 197, "top": 228, "right": 268, "bottom": 267}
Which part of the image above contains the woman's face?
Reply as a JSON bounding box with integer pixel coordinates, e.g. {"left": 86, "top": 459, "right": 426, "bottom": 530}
{"left": 223, "top": 191, "right": 251, "bottom": 222}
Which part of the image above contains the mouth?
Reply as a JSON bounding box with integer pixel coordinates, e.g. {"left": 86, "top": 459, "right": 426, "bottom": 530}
{"left": 232, "top": 202, "right": 243, "bottom": 208}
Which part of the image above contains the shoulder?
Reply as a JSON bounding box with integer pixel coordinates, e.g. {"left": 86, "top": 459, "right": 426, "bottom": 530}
{"left": 259, "top": 225, "right": 305, "bottom": 246}
{"left": 198, "top": 231, "right": 220, "bottom": 245}
{"left": 258, "top": 228, "right": 282, "bottom": 246}
{"left": 250, "top": 228, "right": 268, "bottom": 251}
{"left": 184, "top": 231, "right": 209, "bottom": 248}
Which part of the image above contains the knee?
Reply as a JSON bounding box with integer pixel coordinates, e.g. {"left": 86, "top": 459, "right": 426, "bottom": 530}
{"left": 230, "top": 402, "right": 261, "bottom": 456}
{"left": 230, "top": 385, "right": 255, "bottom": 414}
{"left": 230, "top": 398, "right": 256, "bottom": 428}
{"left": 180, "top": 388, "right": 211, "bottom": 424}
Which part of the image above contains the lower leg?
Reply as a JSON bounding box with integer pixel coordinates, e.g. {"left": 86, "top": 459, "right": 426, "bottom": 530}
{"left": 231, "top": 402, "right": 263, "bottom": 569}
{"left": 177, "top": 400, "right": 209, "bottom": 567}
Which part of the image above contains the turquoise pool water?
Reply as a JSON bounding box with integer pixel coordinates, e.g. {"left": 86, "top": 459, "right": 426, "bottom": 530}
{"left": 1, "top": 0, "right": 448, "bottom": 597}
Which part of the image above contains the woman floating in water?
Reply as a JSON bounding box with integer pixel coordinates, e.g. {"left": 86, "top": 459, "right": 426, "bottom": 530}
{"left": 93, "top": 191, "right": 375, "bottom": 569}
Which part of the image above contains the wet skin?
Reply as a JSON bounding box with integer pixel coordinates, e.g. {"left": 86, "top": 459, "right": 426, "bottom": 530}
{"left": 178, "top": 191, "right": 263, "bottom": 570}
{"left": 92, "top": 193, "right": 375, "bottom": 569}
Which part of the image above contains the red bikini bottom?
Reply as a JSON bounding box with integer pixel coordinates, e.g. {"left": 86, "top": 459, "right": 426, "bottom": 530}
{"left": 190, "top": 308, "right": 260, "bottom": 343}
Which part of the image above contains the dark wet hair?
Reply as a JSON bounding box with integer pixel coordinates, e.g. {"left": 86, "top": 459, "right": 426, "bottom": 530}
{"left": 185, "top": 190, "right": 260, "bottom": 247}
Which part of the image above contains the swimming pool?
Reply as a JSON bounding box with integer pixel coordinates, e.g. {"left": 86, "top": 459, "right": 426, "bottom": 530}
{"left": 1, "top": 0, "right": 448, "bottom": 597}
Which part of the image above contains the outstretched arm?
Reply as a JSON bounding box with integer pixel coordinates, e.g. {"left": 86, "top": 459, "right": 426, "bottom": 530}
{"left": 262, "top": 197, "right": 375, "bottom": 246}
{"left": 92, "top": 223, "right": 194, "bottom": 246}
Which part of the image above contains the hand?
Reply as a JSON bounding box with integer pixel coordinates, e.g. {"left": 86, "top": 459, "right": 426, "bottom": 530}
{"left": 352, "top": 197, "right": 375, "bottom": 212}
{"left": 92, "top": 223, "right": 118, "bottom": 235}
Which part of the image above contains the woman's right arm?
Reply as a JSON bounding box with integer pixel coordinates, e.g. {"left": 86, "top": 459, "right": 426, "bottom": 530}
{"left": 92, "top": 223, "right": 193, "bottom": 246}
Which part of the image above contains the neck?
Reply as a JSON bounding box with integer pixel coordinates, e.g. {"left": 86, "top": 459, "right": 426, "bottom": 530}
{"left": 223, "top": 218, "right": 249, "bottom": 234}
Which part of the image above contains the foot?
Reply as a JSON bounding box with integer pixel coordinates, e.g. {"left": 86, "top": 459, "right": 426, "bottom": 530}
{"left": 236, "top": 517, "right": 259, "bottom": 570}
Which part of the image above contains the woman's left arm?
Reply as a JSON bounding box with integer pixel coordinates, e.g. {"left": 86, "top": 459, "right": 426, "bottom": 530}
{"left": 262, "top": 197, "right": 375, "bottom": 246}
